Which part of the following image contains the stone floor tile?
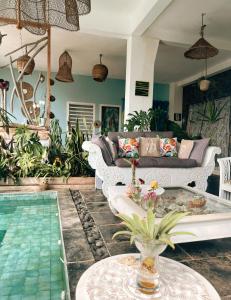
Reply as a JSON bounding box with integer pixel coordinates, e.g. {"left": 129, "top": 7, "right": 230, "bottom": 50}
{"left": 179, "top": 238, "right": 231, "bottom": 259}
{"left": 67, "top": 260, "right": 95, "bottom": 300}
{"left": 99, "top": 224, "right": 129, "bottom": 243}
{"left": 80, "top": 190, "right": 107, "bottom": 203}
{"left": 86, "top": 201, "right": 111, "bottom": 213}
{"left": 91, "top": 211, "right": 120, "bottom": 225}
{"left": 161, "top": 245, "right": 192, "bottom": 262}
{"left": 63, "top": 229, "right": 94, "bottom": 262}
{"left": 183, "top": 256, "right": 231, "bottom": 297}
{"left": 107, "top": 241, "right": 139, "bottom": 256}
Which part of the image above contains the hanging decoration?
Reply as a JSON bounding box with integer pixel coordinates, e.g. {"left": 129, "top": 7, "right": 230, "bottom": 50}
{"left": 55, "top": 51, "right": 74, "bottom": 82}
{"left": 92, "top": 54, "right": 108, "bottom": 82}
{"left": 0, "top": 32, "right": 7, "bottom": 45}
{"left": 0, "top": 0, "right": 91, "bottom": 35}
{"left": 184, "top": 13, "right": 219, "bottom": 59}
{"left": 16, "top": 53, "right": 35, "bottom": 75}
{"left": 185, "top": 13, "right": 218, "bottom": 92}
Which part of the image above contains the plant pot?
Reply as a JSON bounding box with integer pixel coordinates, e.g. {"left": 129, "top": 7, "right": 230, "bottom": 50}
{"left": 135, "top": 238, "right": 167, "bottom": 298}
{"left": 39, "top": 179, "right": 49, "bottom": 191}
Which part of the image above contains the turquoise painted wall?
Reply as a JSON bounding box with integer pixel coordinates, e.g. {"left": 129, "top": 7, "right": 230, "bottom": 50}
{"left": 0, "top": 67, "right": 169, "bottom": 132}
{"left": 0, "top": 68, "right": 125, "bottom": 133}
{"left": 153, "top": 83, "right": 169, "bottom": 101}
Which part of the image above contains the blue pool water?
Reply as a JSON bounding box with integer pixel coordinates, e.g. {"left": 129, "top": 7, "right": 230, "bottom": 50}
{"left": 0, "top": 192, "right": 69, "bottom": 300}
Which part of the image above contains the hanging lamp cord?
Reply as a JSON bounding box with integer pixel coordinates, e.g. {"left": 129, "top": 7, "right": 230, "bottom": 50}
{"left": 200, "top": 13, "right": 206, "bottom": 37}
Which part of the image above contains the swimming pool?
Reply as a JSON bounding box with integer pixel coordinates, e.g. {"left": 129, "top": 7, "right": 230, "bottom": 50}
{"left": 0, "top": 191, "right": 70, "bottom": 300}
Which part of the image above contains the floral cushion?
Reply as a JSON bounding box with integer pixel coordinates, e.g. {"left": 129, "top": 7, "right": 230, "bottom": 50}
{"left": 160, "top": 137, "right": 177, "bottom": 157}
{"left": 118, "top": 137, "right": 140, "bottom": 158}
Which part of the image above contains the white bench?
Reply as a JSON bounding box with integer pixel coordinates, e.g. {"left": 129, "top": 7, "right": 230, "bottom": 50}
{"left": 82, "top": 141, "right": 221, "bottom": 197}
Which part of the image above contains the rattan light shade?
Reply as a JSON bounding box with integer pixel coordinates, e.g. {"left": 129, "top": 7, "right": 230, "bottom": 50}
{"left": 55, "top": 51, "right": 74, "bottom": 83}
{"left": 184, "top": 37, "right": 219, "bottom": 59}
{"left": 16, "top": 54, "right": 35, "bottom": 75}
{"left": 0, "top": 0, "right": 91, "bottom": 35}
{"left": 92, "top": 54, "right": 108, "bottom": 82}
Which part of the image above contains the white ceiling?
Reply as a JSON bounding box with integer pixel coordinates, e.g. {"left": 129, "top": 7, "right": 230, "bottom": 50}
{"left": 0, "top": 0, "right": 231, "bottom": 83}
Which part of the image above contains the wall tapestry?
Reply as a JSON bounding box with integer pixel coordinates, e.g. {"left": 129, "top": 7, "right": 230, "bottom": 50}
{"left": 186, "top": 97, "right": 230, "bottom": 157}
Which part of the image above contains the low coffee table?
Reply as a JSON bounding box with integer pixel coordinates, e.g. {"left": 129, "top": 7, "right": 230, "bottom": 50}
{"left": 108, "top": 185, "right": 231, "bottom": 243}
{"left": 76, "top": 254, "right": 220, "bottom": 300}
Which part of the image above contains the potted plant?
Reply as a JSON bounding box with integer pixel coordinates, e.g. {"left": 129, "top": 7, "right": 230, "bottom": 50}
{"left": 113, "top": 209, "right": 194, "bottom": 297}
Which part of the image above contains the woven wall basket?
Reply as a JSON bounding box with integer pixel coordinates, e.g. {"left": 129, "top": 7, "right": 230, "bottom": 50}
{"left": 55, "top": 51, "right": 74, "bottom": 82}
{"left": 16, "top": 82, "right": 34, "bottom": 100}
{"left": 17, "top": 54, "right": 35, "bottom": 75}
{"left": 21, "top": 101, "right": 40, "bottom": 118}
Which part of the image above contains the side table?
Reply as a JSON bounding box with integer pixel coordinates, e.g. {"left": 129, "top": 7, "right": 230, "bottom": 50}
{"left": 76, "top": 253, "right": 220, "bottom": 300}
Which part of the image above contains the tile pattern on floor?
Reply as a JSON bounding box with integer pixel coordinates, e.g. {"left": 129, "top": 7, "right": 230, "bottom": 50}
{"left": 68, "top": 189, "right": 231, "bottom": 300}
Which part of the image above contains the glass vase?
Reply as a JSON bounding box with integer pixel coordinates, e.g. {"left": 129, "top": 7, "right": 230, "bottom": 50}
{"left": 135, "top": 238, "right": 166, "bottom": 298}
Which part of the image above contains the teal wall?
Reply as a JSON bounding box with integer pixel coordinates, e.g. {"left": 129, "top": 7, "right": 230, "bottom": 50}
{"left": 0, "top": 68, "right": 125, "bottom": 133}
{"left": 0, "top": 68, "right": 169, "bottom": 132}
{"left": 153, "top": 83, "right": 169, "bottom": 101}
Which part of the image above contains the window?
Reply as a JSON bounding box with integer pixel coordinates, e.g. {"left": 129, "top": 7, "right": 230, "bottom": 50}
{"left": 67, "top": 102, "right": 95, "bottom": 133}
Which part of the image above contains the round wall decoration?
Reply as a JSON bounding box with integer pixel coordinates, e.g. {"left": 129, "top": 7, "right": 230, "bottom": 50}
{"left": 21, "top": 101, "right": 40, "bottom": 118}
{"left": 16, "top": 82, "right": 34, "bottom": 100}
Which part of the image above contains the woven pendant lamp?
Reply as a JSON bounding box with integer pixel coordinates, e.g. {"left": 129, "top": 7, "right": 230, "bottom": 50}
{"left": 55, "top": 51, "right": 74, "bottom": 82}
{"left": 184, "top": 13, "right": 218, "bottom": 60}
{"left": 92, "top": 54, "right": 108, "bottom": 82}
{"left": 16, "top": 53, "right": 35, "bottom": 75}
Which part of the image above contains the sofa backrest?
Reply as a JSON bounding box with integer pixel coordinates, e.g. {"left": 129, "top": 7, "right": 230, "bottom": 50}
{"left": 108, "top": 131, "right": 173, "bottom": 147}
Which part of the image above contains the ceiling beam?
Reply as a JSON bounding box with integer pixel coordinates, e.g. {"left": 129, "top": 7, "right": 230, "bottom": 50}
{"left": 132, "top": 0, "right": 173, "bottom": 36}
{"left": 150, "top": 28, "right": 231, "bottom": 52}
{"left": 176, "top": 57, "right": 231, "bottom": 86}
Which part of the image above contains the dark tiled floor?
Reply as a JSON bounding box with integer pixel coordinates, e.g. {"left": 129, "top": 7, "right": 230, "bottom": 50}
{"left": 60, "top": 189, "right": 231, "bottom": 300}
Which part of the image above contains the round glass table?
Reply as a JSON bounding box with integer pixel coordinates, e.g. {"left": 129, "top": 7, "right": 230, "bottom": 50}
{"left": 76, "top": 254, "right": 220, "bottom": 300}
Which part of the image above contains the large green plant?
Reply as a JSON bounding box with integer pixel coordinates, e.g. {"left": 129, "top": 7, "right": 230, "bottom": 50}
{"left": 65, "top": 120, "right": 94, "bottom": 177}
{"left": 113, "top": 209, "right": 194, "bottom": 249}
{"left": 14, "top": 125, "right": 44, "bottom": 156}
{"left": 48, "top": 119, "right": 65, "bottom": 163}
{"left": 124, "top": 110, "right": 154, "bottom": 132}
{"left": 197, "top": 100, "right": 225, "bottom": 124}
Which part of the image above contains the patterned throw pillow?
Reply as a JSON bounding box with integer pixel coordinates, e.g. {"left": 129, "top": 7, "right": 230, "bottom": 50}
{"left": 160, "top": 137, "right": 177, "bottom": 157}
{"left": 118, "top": 137, "right": 140, "bottom": 158}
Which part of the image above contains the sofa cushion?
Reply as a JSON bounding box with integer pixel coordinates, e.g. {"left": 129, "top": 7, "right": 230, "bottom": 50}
{"left": 105, "top": 137, "right": 118, "bottom": 160}
{"left": 92, "top": 135, "right": 113, "bottom": 166}
{"left": 178, "top": 140, "right": 194, "bottom": 159}
{"left": 118, "top": 137, "right": 140, "bottom": 158}
{"left": 160, "top": 137, "right": 177, "bottom": 157}
{"left": 189, "top": 138, "right": 210, "bottom": 166}
{"left": 115, "top": 157, "right": 197, "bottom": 168}
{"left": 139, "top": 137, "right": 161, "bottom": 157}
{"left": 108, "top": 131, "right": 173, "bottom": 147}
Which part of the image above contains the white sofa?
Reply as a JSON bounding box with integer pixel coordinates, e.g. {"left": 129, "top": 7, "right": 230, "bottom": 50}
{"left": 82, "top": 140, "right": 221, "bottom": 197}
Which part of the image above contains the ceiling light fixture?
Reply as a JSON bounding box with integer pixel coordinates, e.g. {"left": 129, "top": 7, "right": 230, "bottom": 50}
{"left": 184, "top": 13, "right": 218, "bottom": 59}
{"left": 0, "top": 0, "right": 91, "bottom": 35}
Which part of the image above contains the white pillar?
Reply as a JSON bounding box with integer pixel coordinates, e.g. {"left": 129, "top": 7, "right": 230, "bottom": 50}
{"left": 124, "top": 36, "right": 159, "bottom": 121}
{"left": 169, "top": 82, "right": 183, "bottom": 126}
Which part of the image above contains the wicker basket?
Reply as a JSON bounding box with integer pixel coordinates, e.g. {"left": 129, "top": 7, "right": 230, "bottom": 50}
{"left": 92, "top": 54, "right": 108, "bottom": 82}
{"left": 55, "top": 51, "right": 74, "bottom": 82}
{"left": 17, "top": 54, "right": 35, "bottom": 75}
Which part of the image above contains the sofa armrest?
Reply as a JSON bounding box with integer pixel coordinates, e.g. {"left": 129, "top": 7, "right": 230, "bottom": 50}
{"left": 201, "top": 146, "right": 221, "bottom": 167}
{"left": 82, "top": 141, "right": 107, "bottom": 170}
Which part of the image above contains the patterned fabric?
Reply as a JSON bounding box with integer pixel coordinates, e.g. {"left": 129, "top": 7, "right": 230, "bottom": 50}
{"left": 118, "top": 137, "right": 140, "bottom": 158}
{"left": 160, "top": 137, "right": 177, "bottom": 157}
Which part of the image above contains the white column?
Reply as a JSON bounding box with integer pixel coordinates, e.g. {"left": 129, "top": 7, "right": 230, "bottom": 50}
{"left": 169, "top": 82, "right": 183, "bottom": 126}
{"left": 124, "top": 36, "right": 159, "bottom": 121}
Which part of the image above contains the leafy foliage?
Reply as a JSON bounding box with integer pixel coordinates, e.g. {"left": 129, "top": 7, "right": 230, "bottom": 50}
{"left": 197, "top": 100, "right": 225, "bottom": 124}
{"left": 113, "top": 209, "right": 194, "bottom": 249}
